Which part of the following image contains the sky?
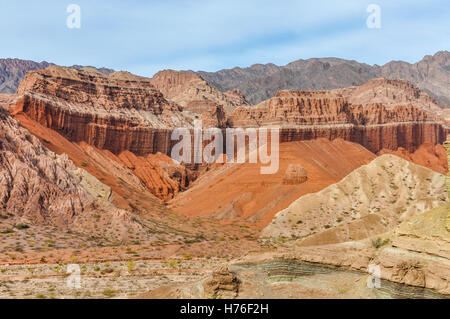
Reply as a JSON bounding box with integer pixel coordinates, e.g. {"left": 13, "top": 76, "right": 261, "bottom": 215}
{"left": 0, "top": 0, "right": 449, "bottom": 77}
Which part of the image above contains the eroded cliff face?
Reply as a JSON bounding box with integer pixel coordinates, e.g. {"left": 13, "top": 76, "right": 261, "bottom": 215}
{"left": 197, "top": 51, "right": 450, "bottom": 107}
{"left": 343, "top": 78, "right": 442, "bottom": 112}
{"left": 150, "top": 70, "right": 250, "bottom": 113}
{"left": 6, "top": 67, "right": 202, "bottom": 202}
{"left": 16, "top": 67, "right": 183, "bottom": 116}
{"left": 228, "top": 85, "right": 447, "bottom": 153}
{"left": 0, "top": 107, "right": 155, "bottom": 241}
{"left": 11, "top": 111, "right": 197, "bottom": 202}
{"left": 11, "top": 66, "right": 448, "bottom": 159}
{"left": 149, "top": 70, "right": 251, "bottom": 128}
{"left": 183, "top": 99, "right": 227, "bottom": 128}
{"left": 278, "top": 123, "right": 446, "bottom": 153}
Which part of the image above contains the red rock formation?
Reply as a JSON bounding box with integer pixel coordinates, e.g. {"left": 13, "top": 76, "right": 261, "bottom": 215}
{"left": 17, "top": 67, "right": 182, "bottom": 115}
{"left": 12, "top": 66, "right": 191, "bottom": 156}
{"left": 224, "top": 89, "right": 249, "bottom": 108}
{"left": 278, "top": 122, "right": 445, "bottom": 153}
{"left": 11, "top": 67, "right": 448, "bottom": 161}
{"left": 346, "top": 79, "right": 440, "bottom": 108}
{"left": 0, "top": 107, "right": 93, "bottom": 226}
{"left": 13, "top": 110, "right": 197, "bottom": 202}
{"left": 0, "top": 107, "right": 149, "bottom": 240}
{"left": 228, "top": 89, "right": 447, "bottom": 153}
{"left": 171, "top": 138, "right": 376, "bottom": 228}
{"left": 229, "top": 89, "right": 435, "bottom": 126}
{"left": 282, "top": 164, "right": 308, "bottom": 185}
{"left": 184, "top": 100, "right": 227, "bottom": 128}
{"left": 149, "top": 70, "right": 250, "bottom": 113}
{"left": 0, "top": 94, "right": 17, "bottom": 109}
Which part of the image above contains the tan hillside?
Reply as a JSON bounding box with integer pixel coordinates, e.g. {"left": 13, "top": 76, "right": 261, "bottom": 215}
{"left": 261, "top": 154, "right": 448, "bottom": 244}
{"left": 150, "top": 70, "right": 250, "bottom": 113}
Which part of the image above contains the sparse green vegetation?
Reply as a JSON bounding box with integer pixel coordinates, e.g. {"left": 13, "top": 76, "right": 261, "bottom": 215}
{"left": 371, "top": 237, "right": 390, "bottom": 249}
{"left": 15, "top": 224, "right": 30, "bottom": 230}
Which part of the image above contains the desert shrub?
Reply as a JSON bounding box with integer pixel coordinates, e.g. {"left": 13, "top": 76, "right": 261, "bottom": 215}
{"left": 371, "top": 237, "right": 390, "bottom": 249}
{"left": 183, "top": 254, "right": 192, "bottom": 260}
{"left": 102, "top": 289, "right": 118, "bottom": 297}
{"left": 127, "top": 260, "right": 135, "bottom": 272}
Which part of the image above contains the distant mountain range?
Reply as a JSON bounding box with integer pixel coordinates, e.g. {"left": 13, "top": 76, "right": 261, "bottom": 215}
{"left": 0, "top": 58, "right": 114, "bottom": 94}
{"left": 1, "top": 51, "right": 449, "bottom": 108}
{"left": 0, "top": 59, "right": 52, "bottom": 94}
{"left": 197, "top": 51, "right": 450, "bottom": 107}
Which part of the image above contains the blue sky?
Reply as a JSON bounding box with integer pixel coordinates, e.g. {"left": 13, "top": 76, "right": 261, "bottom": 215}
{"left": 0, "top": 0, "right": 449, "bottom": 77}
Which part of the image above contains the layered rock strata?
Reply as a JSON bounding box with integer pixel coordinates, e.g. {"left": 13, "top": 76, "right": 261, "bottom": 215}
{"left": 282, "top": 164, "right": 308, "bottom": 185}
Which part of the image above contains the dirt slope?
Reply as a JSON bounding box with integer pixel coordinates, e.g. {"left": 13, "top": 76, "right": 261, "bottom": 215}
{"left": 171, "top": 138, "right": 376, "bottom": 228}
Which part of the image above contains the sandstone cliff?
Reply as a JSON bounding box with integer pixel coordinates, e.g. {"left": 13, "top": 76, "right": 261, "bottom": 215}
{"left": 12, "top": 66, "right": 191, "bottom": 156}
{"left": 378, "top": 142, "right": 448, "bottom": 175}
{"left": 10, "top": 65, "right": 449, "bottom": 168}
{"left": 158, "top": 149, "right": 450, "bottom": 299}
{"left": 13, "top": 111, "right": 197, "bottom": 203}
{"left": 149, "top": 70, "right": 250, "bottom": 127}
